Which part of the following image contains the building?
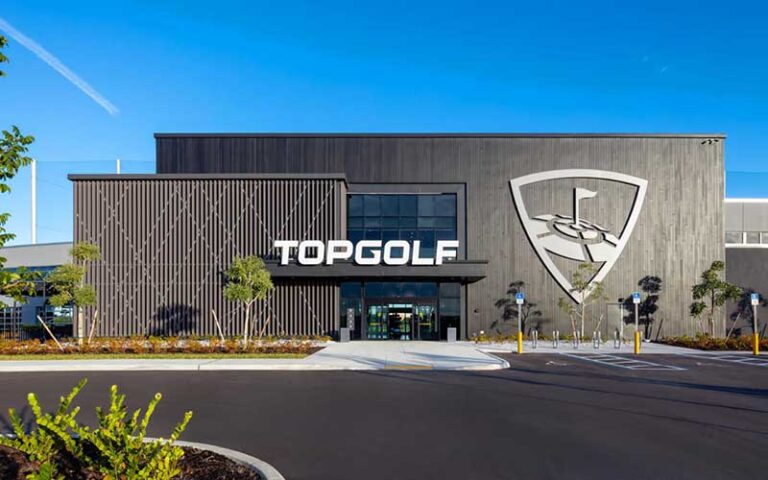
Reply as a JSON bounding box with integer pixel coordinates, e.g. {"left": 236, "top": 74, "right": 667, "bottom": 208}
{"left": 724, "top": 199, "right": 768, "bottom": 336}
{"left": 53, "top": 133, "right": 736, "bottom": 341}
{"left": 0, "top": 242, "right": 72, "bottom": 338}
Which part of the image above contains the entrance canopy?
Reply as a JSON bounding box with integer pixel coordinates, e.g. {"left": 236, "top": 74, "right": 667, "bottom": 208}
{"left": 266, "top": 260, "right": 487, "bottom": 283}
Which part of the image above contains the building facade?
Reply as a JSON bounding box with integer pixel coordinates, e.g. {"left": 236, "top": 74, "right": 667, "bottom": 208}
{"left": 64, "top": 134, "right": 729, "bottom": 340}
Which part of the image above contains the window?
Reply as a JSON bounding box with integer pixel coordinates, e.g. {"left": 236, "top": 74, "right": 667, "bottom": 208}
{"left": 347, "top": 193, "right": 457, "bottom": 258}
{"left": 725, "top": 232, "right": 743, "bottom": 244}
{"left": 746, "top": 232, "right": 760, "bottom": 244}
{"left": 762, "top": 233, "right": 768, "bottom": 244}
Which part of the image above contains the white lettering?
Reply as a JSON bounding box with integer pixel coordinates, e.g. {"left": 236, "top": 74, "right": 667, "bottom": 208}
{"left": 435, "top": 240, "right": 459, "bottom": 265}
{"left": 298, "top": 240, "right": 325, "bottom": 265}
{"left": 274, "top": 240, "right": 460, "bottom": 266}
{"left": 274, "top": 240, "right": 299, "bottom": 265}
{"left": 382, "top": 240, "right": 410, "bottom": 265}
{"left": 411, "top": 240, "right": 435, "bottom": 266}
{"left": 355, "top": 240, "right": 382, "bottom": 265}
{"left": 326, "top": 240, "right": 354, "bottom": 264}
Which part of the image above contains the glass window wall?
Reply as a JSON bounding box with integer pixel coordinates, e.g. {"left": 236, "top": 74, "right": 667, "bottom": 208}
{"left": 347, "top": 193, "right": 457, "bottom": 258}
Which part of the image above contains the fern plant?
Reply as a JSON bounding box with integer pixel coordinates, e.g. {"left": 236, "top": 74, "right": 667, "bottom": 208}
{"left": 0, "top": 378, "right": 87, "bottom": 480}
{"left": 72, "top": 385, "right": 193, "bottom": 480}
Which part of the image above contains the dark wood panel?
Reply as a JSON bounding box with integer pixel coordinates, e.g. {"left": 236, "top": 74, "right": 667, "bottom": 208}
{"left": 156, "top": 135, "right": 725, "bottom": 337}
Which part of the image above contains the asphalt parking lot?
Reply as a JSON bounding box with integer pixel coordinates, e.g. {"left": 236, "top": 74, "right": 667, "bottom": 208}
{"left": 0, "top": 353, "right": 766, "bottom": 480}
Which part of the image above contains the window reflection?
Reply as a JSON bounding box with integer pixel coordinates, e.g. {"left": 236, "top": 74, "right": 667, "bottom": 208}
{"left": 347, "top": 193, "right": 457, "bottom": 256}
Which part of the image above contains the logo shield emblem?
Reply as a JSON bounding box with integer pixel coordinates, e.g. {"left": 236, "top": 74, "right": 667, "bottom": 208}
{"left": 509, "top": 169, "right": 647, "bottom": 303}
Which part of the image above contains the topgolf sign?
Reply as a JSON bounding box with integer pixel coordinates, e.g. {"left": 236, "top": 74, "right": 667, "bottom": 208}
{"left": 274, "top": 240, "right": 459, "bottom": 266}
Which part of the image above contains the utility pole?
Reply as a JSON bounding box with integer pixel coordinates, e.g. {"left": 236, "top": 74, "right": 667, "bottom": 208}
{"left": 116, "top": 157, "right": 121, "bottom": 174}
{"left": 30, "top": 158, "right": 36, "bottom": 244}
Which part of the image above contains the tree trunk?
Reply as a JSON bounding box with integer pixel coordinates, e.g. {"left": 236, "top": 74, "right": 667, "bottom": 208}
{"left": 77, "top": 308, "right": 84, "bottom": 345}
{"left": 243, "top": 303, "right": 251, "bottom": 345}
{"left": 580, "top": 307, "right": 585, "bottom": 339}
{"left": 726, "top": 313, "right": 740, "bottom": 338}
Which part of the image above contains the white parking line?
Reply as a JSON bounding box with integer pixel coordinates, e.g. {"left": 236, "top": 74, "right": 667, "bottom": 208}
{"left": 560, "top": 353, "right": 686, "bottom": 371}
{"left": 686, "top": 354, "right": 768, "bottom": 367}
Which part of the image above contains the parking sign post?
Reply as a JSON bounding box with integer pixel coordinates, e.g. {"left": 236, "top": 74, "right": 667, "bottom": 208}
{"left": 751, "top": 293, "right": 760, "bottom": 356}
{"left": 516, "top": 292, "right": 525, "bottom": 354}
{"left": 632, "top": 292, "right": 641, "bottom": 354}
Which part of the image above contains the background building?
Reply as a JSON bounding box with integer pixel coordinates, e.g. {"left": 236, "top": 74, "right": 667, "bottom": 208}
{"left": 0, "top": 242, "right": 72, "bottom": 339}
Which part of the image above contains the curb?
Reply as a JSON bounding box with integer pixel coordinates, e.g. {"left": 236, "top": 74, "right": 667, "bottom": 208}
{"left": 173, "top": 440, "right": 286, "bottom": 480}
{"left": 0, "top": 357, "right": 510, "bottom": 372}
{"left": 1, "top": 435, "right": 285, "bottom": 480}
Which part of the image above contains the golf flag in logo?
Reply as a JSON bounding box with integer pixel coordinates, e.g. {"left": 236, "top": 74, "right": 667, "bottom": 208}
{"left": 509, "top": 169, "right": 648, "bottom": 304}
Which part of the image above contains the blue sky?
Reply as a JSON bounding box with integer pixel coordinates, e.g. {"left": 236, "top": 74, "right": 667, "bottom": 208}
{"left": 1, "top": 0, "right": 767, "bottom": 245}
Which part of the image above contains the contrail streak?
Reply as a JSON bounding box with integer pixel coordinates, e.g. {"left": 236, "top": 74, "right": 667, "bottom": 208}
{"left": 0, "top": 17, "right": 119, "bottom": 116}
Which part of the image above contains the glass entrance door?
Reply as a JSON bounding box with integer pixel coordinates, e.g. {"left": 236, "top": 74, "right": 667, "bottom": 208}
{"left": 414, "top": 305, "right": 437, "bottom": 340}
{"left": 387, "top": 304, "right": 413, "bottom": 340}
{"left": 366, "top": 302, "right": 436, "bottom": 340}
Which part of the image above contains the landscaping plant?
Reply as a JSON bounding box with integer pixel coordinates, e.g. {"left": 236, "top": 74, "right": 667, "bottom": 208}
{"left": 557, "top": 263, "right": 608, "bottom": 339}
{"left": 0, "top": 378, "right": 192, "bottom": 479}
{"left": 689, "top": 261, "right": 742, "bottom": 336}
{"left": 223, "top": 255, "right": 274, "bottom": 344}
{"left": 48, "top": 243, "right": 101, "bottom": 340}
{"left": 492, "top": 280, "right": 543, "bottom": 335}
{"left": 0, "top": 35, "right": 37, "bottom": 309}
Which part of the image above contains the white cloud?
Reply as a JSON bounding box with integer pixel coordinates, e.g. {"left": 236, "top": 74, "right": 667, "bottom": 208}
{"left": 0, "top": 17, "right": 119, "bottom": 116}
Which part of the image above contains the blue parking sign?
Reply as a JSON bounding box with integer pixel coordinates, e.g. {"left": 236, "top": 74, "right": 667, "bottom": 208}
{"left": 751, "top": 293, "right": 759, "bottom": 306}
{"left": 632, "top": 292, "right": 641, "bottom": 304}
{"left": 515, "top": 292, "right": 525, "bottom": 304}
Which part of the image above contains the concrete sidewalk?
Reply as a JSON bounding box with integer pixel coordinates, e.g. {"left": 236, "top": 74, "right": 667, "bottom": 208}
{"left": 0, "top": 341, "right": 509, "bottom": 372}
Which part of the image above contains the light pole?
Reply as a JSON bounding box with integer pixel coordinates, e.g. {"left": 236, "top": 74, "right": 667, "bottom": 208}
{"left": 632, "top": 292, "right": 641, "bottom": 354}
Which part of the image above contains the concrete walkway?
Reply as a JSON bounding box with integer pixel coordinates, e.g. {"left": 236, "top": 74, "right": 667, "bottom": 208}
{"left": 0, "top": 341, "right": 509, "bottom": 372}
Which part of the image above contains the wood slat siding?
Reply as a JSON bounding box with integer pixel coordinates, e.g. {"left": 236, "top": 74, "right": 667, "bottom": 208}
{"left": 73, "top": 178, "right": 344, "bottom": 338}
{"left": 157, "top": 135, "right": 725, "bottom": 337}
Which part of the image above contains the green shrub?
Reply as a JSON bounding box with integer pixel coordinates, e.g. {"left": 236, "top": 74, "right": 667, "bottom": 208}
{"left": 661, "top": 334, "right": 768, "bottom": 351}
{"left": 73, "top": 385, "right": 192, "bottom": 480}
{"left": 0, "top": 379, "right": 193, "bottom": 479}
{"left": 0, "top": 378, "right": 86, "bottom": 479}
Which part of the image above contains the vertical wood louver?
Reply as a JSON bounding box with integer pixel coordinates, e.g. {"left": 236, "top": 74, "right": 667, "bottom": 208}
{"left": 72, "top": 176, "right": 345, "bottom": 338}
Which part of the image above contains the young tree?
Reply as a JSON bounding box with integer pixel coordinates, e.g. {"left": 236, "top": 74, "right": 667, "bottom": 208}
{"left": 557, "top": 262, "right": 608, "bottom": 339}
{"left": 0, "top": 36, "right": 36, "bottom": 325}
{"left": 48, "top": 243, "right": 101, "bottom": 339}
{"left": 223, "top": 256, "right": 274, "bottom": 344}
{"left": 0, "top": 35, "right": 35, "bottom": 266}
{"left": 690, "top": 260, "right": 742, "bottom": 336}
{"left": 492, "top": 280, "right": 543, "bottom": 335}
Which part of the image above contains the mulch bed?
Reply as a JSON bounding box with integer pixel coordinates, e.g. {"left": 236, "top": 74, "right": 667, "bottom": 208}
{"left": 0, "top": 445, "right": 263, "bottom": 480}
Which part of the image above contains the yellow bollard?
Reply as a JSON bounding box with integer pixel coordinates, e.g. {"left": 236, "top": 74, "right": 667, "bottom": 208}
{"left": 517, "top": 331, "right": 523, "bottom": 354}
{"left": 634, "top": 331, "right": 641, "bottom": 355}
{"left": 754, "top": 333, "right": 761, "bottom": 356}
